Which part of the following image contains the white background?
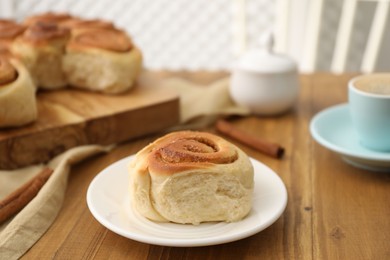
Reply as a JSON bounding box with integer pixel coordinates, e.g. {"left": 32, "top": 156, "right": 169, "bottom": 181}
{"left": 1, "top": 0, "right": 389, "bottom": 72}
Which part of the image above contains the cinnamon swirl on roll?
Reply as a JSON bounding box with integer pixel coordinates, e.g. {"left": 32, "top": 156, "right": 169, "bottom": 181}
{"left": 0, "top": 55, "right": 37, "bottom": 127}
{"left": 63, "top": 27, "right": 142, "bottom": 94}
{"left": 129, "top": 131, "right": 254, "bottom": 225}
{"left": 11, "top": 22, "right": 70, "bottom": 89}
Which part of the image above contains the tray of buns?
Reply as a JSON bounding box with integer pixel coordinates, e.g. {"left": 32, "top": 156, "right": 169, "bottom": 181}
{"left": 0, "top": 13, "right": 180, "bottom": 169}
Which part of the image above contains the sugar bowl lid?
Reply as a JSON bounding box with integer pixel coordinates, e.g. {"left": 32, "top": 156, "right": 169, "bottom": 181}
{"left": 235, "top": 32, "right": 297, "bottom": 74}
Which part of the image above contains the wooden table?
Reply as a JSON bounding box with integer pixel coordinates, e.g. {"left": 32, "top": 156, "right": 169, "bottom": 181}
{"left": 23, "top": 73, "right": 390, "bottom": 259}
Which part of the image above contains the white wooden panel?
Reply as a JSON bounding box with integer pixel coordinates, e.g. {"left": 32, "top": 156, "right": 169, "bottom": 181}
{"left": 274, "top": 0, "right": 290, "bottom": 53}
{"left": 279, "top": 0, "right": 312, "bottom": 71}
{"left": 331, "top": 0, "right": 358, "bottom": 73}
{"left": 361, "top": 1, "right": 390, "bottom": 72}
{"left": 301, "top": 0, "right": 325, "bottom": 72}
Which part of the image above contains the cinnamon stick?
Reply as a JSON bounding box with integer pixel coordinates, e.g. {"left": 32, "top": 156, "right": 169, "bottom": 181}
{"left": 216, "top": 119, "right": 285, "bottom": 159}
{"left": 0, "top": 167, "right": 53, "bottom": 224}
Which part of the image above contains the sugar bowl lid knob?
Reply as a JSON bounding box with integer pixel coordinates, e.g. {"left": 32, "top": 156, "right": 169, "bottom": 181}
{"left": 236, "top": 31, "right": 297, "bottom": 74}
{"left": 258, "top": 30, "right": 274, "bottom": 53}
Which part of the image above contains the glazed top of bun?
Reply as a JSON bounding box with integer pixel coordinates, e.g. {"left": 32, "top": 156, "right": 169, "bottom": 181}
{"left": 139, "top": 131, "right": 240, "bottom": 175}
{"left": 0, "top": 56, "right": 17, "bottom": 86}
{"left": 21, "top": 22, "right": 70, "bottom": 45}
{"left": 24, "top": 12, "right": 73, "bottom": 26}
{"left": 67, "top": 28, "right": 132, "bottom": 52}
{"left": 0, "top": 20, "right": 26, "bottom": 40}
{"left": 60, "top": 18, "right": 115, "bottom": 31}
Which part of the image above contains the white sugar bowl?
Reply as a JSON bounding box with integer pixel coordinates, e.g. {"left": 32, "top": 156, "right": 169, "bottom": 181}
{"left": 229, "top": 33, "right": 299, "bottom": 115}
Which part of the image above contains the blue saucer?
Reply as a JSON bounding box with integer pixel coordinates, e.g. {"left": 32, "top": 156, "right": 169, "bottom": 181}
{"left": 310, "top": 103, "right": 390, "bottom": 172}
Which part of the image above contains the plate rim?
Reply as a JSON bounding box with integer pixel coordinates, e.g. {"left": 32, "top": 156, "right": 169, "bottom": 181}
{"left": 87, "top": 155, "right": 288, "bottom": 247}
{"left": 310, "top": 103, "right": 390, "bottom": 162}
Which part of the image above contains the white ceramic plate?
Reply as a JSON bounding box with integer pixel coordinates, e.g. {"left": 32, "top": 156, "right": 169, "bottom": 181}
{"left": 310, "top": 103, "right": 390, "bottom": 172}
{"left": 87, "top": 155, "right": 288, "bottom": 247}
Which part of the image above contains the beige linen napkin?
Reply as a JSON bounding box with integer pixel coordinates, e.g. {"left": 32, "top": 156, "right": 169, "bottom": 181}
{"left": 161, "top": 77, "right": 249, "bottom": 128}
{"left": 0, "top": 145, "right": 111, "bottom": 259}
{"left": 0, "top": 76, "right": 249, "bottom": 259}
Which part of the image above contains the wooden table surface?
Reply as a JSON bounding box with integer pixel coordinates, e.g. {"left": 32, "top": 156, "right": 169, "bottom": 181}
{"left": 22, "top": 73, "right": 390, "bottom": 259}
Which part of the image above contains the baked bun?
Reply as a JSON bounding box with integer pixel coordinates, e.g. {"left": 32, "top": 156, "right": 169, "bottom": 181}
{"left": 0, "top": 13, "right": 143, "bottom": 129}
{"left": 11, "top": 22, "right": 70, "bottom": 89}
{"left": 63, "top": 27, "right": 142, "bottom": 94}
{"left": 129, "top": 131, "right": 254, "bottom": 225}
{"left": 0, "top": 20, "right": 26, "bottom": 49}
{"left": 0, "top": 55, "right": 37, "bottom": 127}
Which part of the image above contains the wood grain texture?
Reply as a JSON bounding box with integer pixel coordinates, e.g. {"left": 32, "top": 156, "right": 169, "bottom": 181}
{"left": 0, "top": 72, "right": 179, "bottom": 169}
{"left": 21, "top": 73, "right": 390, "bottom": 259}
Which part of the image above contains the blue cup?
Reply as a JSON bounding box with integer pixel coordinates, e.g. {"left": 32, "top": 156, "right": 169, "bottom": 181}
{"left": 349, "top": 74, "right": 390, "bottom": 152}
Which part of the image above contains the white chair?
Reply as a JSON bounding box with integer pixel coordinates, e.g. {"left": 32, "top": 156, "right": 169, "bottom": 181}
{"left": 333, "top": 0, "right": 389, "bottom": 73}
{"left": 276, "top": 0, "right": 390, "bottom": 73}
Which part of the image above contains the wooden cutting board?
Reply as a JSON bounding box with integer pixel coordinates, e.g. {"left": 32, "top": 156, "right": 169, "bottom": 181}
{"left": 0, "top": 73, "right": 180, "bottom": 169}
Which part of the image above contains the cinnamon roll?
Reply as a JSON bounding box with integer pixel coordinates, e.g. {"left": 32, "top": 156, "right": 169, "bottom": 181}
{"left": 129, "top": 131, "right": 254, "bottom": 225}
{"left": 63, "top": 28, "right": 142, "bottom": 94}
{"left": 11, "top": 22, "right": 70, "bottom": 89}
{"left": 0, "top": 20, "right": 26, "bottom": 49}
{"left": 0, "top": 56, "right": 37, "bottom": 127}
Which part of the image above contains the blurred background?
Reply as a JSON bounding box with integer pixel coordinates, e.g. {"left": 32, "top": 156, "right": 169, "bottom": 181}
{"left": 1, "top": 0, "right": 389, "bottom": 73}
